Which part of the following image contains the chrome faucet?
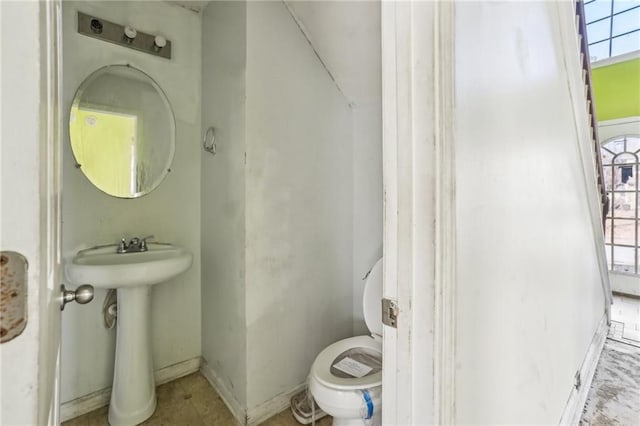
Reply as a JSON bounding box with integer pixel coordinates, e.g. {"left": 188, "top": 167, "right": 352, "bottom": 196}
{"left": 117, "top": 235, "right": 154, "bottom": 253}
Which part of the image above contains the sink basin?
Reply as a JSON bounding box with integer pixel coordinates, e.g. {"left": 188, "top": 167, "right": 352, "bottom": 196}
{"left": 66, "top": 243, "right": 192, "bottom": 288}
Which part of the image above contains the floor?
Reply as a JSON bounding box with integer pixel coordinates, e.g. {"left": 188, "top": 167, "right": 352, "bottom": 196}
{"left": 580, "top": 294, "right": 640, "bottom": 425}
{"left": 62, "top": 372, "right": 332, "bottom": 426}
{"left": 63, "top": 295, "right": 640, "bottom": 426}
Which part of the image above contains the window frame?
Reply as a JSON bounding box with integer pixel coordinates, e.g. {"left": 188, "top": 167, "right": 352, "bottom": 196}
{"left": 585, "top": 0, "right": 640, "bottom": 61}
{"left": 601, "top": 134, "right": 640, "bottom": 275}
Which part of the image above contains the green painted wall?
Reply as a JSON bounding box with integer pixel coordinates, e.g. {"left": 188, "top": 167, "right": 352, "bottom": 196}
{"left": 592, "top": 57, "right": 640, "bottom": 121}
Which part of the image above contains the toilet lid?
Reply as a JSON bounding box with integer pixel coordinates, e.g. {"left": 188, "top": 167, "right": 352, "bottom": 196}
{"left": 363, "top": 257, "right": 383, "bottom": 337}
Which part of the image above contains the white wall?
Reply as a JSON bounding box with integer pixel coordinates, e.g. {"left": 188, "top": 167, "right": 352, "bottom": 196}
{"left": 352, "top": 103, "right": 383, "bottom": 335}
{"left": 454, "top": 2, "right": 607, "bottom": 424}
{"left": 283, "top": 0, "right": 384, "bottom": 342}
{"left": 201, "top": 0, "right": 248, "bottom": 409}
{"left": 201, "top": 1, "right": 357, "bottom": 415}
{"left": 244, "top": 2, "right": 354, "bottom": 409}
{"left": 60, "top": 1, "right": 201, "bottom": 403}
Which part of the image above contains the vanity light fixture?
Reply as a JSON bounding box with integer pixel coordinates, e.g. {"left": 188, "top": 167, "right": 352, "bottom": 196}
{"left": 123, "top": 26, "right": 137, "bottom": 44}
{"left": 77, "top": 12, "right": 172, "bottom": 59}
{"left": 154, "top": 36, "right": 167, "bottom": 52}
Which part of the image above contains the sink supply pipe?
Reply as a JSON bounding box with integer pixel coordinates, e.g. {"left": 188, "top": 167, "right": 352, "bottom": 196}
{"left": 103, "top": 289, "right": 117, "bottom": 329}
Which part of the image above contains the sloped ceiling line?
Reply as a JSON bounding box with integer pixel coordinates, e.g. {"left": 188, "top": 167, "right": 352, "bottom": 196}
{"left": 167, "top": 1, "right": 208, "bottom": 14}
{"left": 166, "top": 0, "right": 381, "bottom": 107}
{"left": 282, "top": 1, "right": 382, "bottom": 108}
{"left": 283, "top": 1, "right": 353, "bottom": 107}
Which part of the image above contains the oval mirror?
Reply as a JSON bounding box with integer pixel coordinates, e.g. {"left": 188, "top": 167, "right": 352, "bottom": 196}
{"left": 69, "top": 65, "right": 175, "bottom": 198}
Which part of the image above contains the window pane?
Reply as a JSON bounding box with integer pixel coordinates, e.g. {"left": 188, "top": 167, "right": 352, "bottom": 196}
{"left": 612, "top": 8, "right": 640, "bottom": 36}
{"left": 605, "top": 219, "right": 613, "bottom": 241}
{"left": 589, "top": 39, "right": 611, "bottom": 60}
{"left": 613, "top": 0, "right": 640, "bottom": 14}
{"left": 612, "top": 245, "right": 636, "bottom": 273}
{"left": 586, "top": 0, "right": 613, "bottom": 22}
{"left": 587, "top": 18, "right": 612, "bottom": 43}
{"left": 613, "top": 218, "right": 636, "bottom": 245}
{"left": 611, "top": 191, "right": 637, "bottom": 217}
{"left": 613, "top": 152, "right": 636, "bottom": 164}
{"left": 605, "top": 243, "right": 613, "bottom": 269}
{"left": 612, "top": 30, "right": 640, "bottom": 56}
{"left": 612, "top": 161, "right": 636, "bottom": 189}
{"left": 604, "top": 137, "right": 626, "bottom": 154}
{"left": 604, "top": 166, "right": 614, "bottom": 192}
{"left": 620, "top": 163, "right": 637, "bottom": 191}
{"left": 627, "top": 136, "right": 640, "bottom": 154}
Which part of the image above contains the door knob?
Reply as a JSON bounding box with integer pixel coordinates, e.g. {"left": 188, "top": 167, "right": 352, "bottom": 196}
{"left": 60, "top": 284, "right": 94, "bottom": 310}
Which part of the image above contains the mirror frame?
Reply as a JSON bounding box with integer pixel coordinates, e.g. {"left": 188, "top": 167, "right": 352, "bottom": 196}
{"left": 69, "top": 64, "right": 176, "bottom": 199}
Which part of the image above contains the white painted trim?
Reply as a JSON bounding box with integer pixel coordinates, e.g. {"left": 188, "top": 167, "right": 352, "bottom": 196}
{"left": 591, "top": 49, "right": 640, "bottom": 69}
{"left": 380, "top": 1, "right": 399, "bottom": 423}
{"left": 558, "top": 314, "right": 609, "bottom": 425}
{"left": 610, "top": 273, "right": 640, "bottom": 297}
{"left": 433, "top": 3, "right": 456, "bottom": 424}
{"left": 246, "top": 383, "right": 306, "bottom": 426}
{"left": 154, "top": 357, "right": 202, "bottom": 386}
{"left": 60, "top": 388, "right": 111, "bottom": 424}
{"left": 59, "top": 356, "right": 201, "bottom": 422}
{"left": 598, "top": 116, "right": 640, "bottom": 128}
{"left": 381, "top": 2, "right": 456, "bottom": 425}
{"left": 200, "top": 359, "right": 245, "bottom": 426}
{"left": 554, "top": 1, "right": 613, "bottom": 318}
{"left": 41, "top": 0, "right": 64, "bottom": 424}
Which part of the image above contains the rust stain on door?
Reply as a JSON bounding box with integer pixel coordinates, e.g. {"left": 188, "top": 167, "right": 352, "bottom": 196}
{"left": 0, "top": 251, "right": 28, "bottom": 343}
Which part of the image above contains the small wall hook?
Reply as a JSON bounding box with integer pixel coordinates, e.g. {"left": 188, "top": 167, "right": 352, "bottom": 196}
{"left": 203, "top": 127, "right": 216, "bottom": 155}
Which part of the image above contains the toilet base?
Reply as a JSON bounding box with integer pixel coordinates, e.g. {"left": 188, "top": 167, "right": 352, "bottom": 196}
{"left": 332, "top": 411, "right": 381, "bottom": 426}
{"left": 308, "top": 374, "right": 381, "bottom": 426}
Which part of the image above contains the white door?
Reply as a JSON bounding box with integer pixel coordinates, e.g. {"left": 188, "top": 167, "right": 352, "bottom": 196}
{"left": 381, "top": 2, "right": 456, "bottom": 424}
{"left": 0, "top": 1, "right": 63, "bottom": 424}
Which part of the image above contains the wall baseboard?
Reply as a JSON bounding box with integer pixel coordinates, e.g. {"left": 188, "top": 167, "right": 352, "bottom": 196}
{"left": 246, "top": 382, "right": 306, "bottom": 426}
{"left": 610, "top": 273, "right": 640, "bottom": 297}
{"left": 558, "top": 314, "right": 609, "bottom": 425}
{"left": 199, "top": 359, "right": 304, "bottom": 426}
{"left": 155, "top": 357, "right": 202, "bottom": 386}
{"left": 60, "top": 356, "right": 201, "bottom": 422}
{"left": 200, "top": 360, "right": 246, "bottom": 426}
{"left": 60, "top": 387, "right": 111, "bottom": 424}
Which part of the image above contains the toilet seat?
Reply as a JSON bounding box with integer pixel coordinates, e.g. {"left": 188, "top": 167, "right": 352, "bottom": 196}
{"left": 311, "top": 335, "right": 382, "bottom": 390}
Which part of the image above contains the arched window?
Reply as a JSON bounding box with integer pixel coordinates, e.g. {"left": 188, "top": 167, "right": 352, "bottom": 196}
{"left": 602, "top": 135, "right": 640, "bottom": 274}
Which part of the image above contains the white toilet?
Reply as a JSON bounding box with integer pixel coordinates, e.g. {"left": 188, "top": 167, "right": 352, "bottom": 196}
{"left": 308, "top": 258, "right": 383, "bottom": 426}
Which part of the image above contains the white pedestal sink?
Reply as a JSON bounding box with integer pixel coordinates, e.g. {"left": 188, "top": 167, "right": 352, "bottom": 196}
{"left": 65, "top": 243, "right": 193, "bottom": 426}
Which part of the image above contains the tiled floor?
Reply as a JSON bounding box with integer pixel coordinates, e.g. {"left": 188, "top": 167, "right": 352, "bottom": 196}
{"left": 62, "top": 372, "right": 331, "bottom": 426}
{"left": 580, "top": 294, "right": 640, "bottom": 424}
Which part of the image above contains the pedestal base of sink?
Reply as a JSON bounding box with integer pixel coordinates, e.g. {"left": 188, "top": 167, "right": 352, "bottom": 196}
{"left": 108, "top": 286, "right": 157, "bottom": 426}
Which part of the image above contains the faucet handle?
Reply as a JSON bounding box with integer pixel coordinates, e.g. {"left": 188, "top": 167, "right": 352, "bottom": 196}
{"left": 117, "top": 238, "right": 127, "bottom": 253}
{"left": 140, "top": 235, "right": 154, "bottom": 251}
